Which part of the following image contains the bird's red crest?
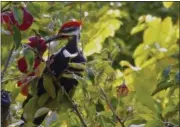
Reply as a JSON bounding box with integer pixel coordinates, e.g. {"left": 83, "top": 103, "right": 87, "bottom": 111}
{"left": 60, "top": 21, "right": 82, "bottom": 31}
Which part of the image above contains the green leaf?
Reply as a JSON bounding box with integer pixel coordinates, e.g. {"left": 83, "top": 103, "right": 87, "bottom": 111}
{"left": 134, "top": 72, "right": 156, "bottom": 111}
{"left": 163, "top": 2, "right": 173, "bottom": 9}
{"left": 58, "top": 113, "right": 69, "bottom": 122}
{"left": 11, "top": 87, "right": 20, "bottom": 102}
{"left": 152, "top": 80, "right": 174, "bottom": 96}
{"left": 162, "top": 104, "right": 178, "bottom": 118}
{"left": 29, "top": 78, "right": 39, "bottom": 95}
{"left": 26, "top": 2, "right": 41, "bottom": 18}
{"left": 23, "top": 96, "right": 39, "bottom": 121}
{"left": 23, "top": 48, "right": 35, "bottom": 72}
{"left": 43, "top": 74, "right": 56, "bottom": 99}
{"left": 12, "top": 25, "right": 21, "bottom": 49}
{"left": 12, "top": 6, "right": 23, "bottom": 25}
{"left": 56, "top": 89, "right": 64, "bottom": 102}
{"left": 100, "top": 111, "right": 113, "bottom": 118}
{"left": 34, "top": 107, "right": 50, "bottom": 118}
{"left": 145, "top": 120, "right": 164, "bottom": 127}
{"left": 38, "top": 93, "right": 50, "bottom": 107}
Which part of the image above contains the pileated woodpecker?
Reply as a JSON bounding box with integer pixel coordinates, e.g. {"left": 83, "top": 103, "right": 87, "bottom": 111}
{"left": 20, "top": 21, "right": 86, "bottom": 126}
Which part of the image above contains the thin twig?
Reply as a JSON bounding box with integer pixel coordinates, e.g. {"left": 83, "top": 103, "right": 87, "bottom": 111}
{"left": 96, "top": 74, "right": 124, "bottom": 126}
{"left": 98, "top": 85, "right": 125, "bottom": 127}
{"left": 1, "top": 45, "right": 15, "bottom": 83}
{"left": 63, "top": 88, "right": 87, "bottom": 127}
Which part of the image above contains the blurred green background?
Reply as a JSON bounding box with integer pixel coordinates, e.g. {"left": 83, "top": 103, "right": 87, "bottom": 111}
{"left": 1, "top": 1, "right": 179, "bottom": 127}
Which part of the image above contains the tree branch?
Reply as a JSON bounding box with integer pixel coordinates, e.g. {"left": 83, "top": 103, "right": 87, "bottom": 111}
{"left": 1, "top": 45, "right": 15, "bottom": 83}
{"left": 45, "top": 65, "right": 87, "bottom": 127}
{"left": 98, "top": 84, "right": 125, "bottom": 127}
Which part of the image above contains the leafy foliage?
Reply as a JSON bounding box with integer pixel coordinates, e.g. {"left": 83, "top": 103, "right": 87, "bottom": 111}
{"left": 1, "top": 1, "right": 179, "bottom": 127}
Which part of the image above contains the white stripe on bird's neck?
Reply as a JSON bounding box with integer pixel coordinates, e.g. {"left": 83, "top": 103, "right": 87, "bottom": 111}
{"left": 63, "top": 49, "right": 78, "bottom": 58}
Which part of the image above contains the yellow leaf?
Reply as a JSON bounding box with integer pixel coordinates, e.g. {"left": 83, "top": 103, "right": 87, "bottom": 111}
{"left": 35, "top": 62, "right": 46, "bottom": 77}
{"left": 68, "top": 63, "right": 86, "bottom": 70}
{"left": 163, "top": 2, "right": 173, "bottom": 8}
{"left": 84, "top": 18, "right": 121, "bottom": 56}
{"left": 143, "top": 18, "right": 161, "bottom": 44}
{"left": 120, "top": 60, "right": 131, "bottom": 67}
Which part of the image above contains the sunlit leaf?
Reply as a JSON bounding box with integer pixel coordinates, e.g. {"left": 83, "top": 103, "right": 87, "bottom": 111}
{"left": 34, "top": 107, "right": 50, "bottom": 118}
{"left": 162, "top": 103, "right": 178, "bottom": 118}
{"left": 143, "top": 18, "right": 161, "bottom": 44}
{"left": 35, "top": 62, "right": 46, "bottom": 77}
{"left": 131, "top": 24, "right": 147, "bottom": 35}
{"left": 84, "top": 14, "right": 121, "bottom": 56}
{"left": 61, "top": 73, "right": 76, "bottom": 79}
{"left": 11, "top": 87, "right": 21, "bottom": 102}
{"left": 68, "top": 63, "right": 86, "bottom": 70}
{"left": 163, "top": 2, "right": 173, "bottom": 9}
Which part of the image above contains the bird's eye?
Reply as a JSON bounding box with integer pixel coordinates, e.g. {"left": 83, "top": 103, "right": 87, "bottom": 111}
{"left": 64, "top": 27, "right": 74, "bottom": 30}
{"left": 61, "top": 27, "right": 78, "bottom": 33}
